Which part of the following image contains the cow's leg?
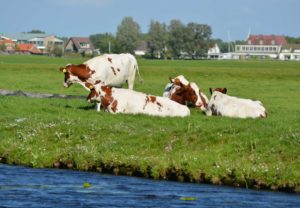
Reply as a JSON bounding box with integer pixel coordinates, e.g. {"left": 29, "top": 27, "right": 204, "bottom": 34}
{"left": 95, "top": 103, "right": 101, "bottom": 112}
{"left": 127, "top": 71, "right": 136, "bottom": 90}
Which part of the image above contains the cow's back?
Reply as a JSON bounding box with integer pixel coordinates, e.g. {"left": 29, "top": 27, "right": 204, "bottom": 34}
{"left": 111, "top": 88, "right": 190, "bottom": 117}
{"left": 206, "top": 91, "right": 266, "bottom": 118}
{"left": 84, "top": 54, "right": 135, "bottom": 88}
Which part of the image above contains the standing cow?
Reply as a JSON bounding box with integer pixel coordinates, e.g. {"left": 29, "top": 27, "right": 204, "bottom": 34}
{"left": 163, "top": 75, "right": 209, "bottom": 111}
{"left": 59, "top": 53, "right": 143, "bottom": 111}
{"left": 205, "top": 88, "right": 267, "bottom": 118}
{"left": 85, "top": 83, "right": 190, "bottom": 117}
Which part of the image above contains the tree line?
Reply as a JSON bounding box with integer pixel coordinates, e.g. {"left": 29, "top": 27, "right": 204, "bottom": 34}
{"left": 90, "top": 17, "right": 215, "bottom": 59}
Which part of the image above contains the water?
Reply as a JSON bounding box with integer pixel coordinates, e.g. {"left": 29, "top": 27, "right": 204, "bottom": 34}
{"left": 0, "top": 164, "right": 299, "bottom": 208}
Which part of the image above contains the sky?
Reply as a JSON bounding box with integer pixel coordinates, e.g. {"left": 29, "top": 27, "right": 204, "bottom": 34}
{"left": 1, "top": 0, "right": 299, "bottom": 41}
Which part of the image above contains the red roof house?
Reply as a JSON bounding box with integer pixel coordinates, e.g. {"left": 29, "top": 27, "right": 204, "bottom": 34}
{"left": 247, "top": 35, "right": 288, "bottom": 46}
{"left": 0, "top": 39, "right": 16, "bottom": 51}
{"left": 17, "top": 43, "right": 42, "bottom": 54}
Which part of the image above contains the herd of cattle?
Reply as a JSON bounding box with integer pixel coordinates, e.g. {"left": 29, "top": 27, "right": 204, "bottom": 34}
{"left": 59, "top": 53, "right": 267, "bottom": 118}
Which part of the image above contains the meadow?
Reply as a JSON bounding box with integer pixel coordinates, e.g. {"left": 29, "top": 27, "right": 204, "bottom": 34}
{"left": 0, "top": 55, "right": 299, "bottom": 192}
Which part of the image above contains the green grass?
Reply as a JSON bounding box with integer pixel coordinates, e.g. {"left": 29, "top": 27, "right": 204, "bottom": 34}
{"left": 0, "top": 55, "right": 299, "bottom": 192}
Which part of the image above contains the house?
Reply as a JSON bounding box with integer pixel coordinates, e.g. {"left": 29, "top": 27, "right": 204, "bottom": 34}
{"left": 1, "top": 33, "right": 64, "bottom": 54}
{"left": 235, "top": 35, "right": 288, "bottom": 59}
{"left": 16, "top": 44, "right": 42, "bottom": 54}
{"left": 0, "top": 39, "right": 16, "bottom": 52}
{"left": 207, "top": 44, "right": 221, "bottom": 59}
{"left": 279, "top": 44, "right": 300, "bottom": 61}
{"left": 134, "top": 41, "right": 148, "bottom": 56}
{"left": 64, "top": 37, "right": 94, "bottom": 55}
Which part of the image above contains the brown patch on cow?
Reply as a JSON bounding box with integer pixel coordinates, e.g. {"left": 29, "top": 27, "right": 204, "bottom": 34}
{"left": 100, "top": 86, "right": 114, "bottom": 110}
{"left": 144, "top": 95, "right": 158, "bottom": 109}
{"left": 147, "top": 95, "right": 156, "bottom": 103}
{"left": 117, "top": 68, "right": 120, "bottom": 72}
{"left": 172, "top": 78, "right": 182, "bottom": 85}
{"left": 170, "top": 85, "right": 197, "bottom": 106}
{"left": 260, "top": 112, "right": 267, "bottom": 118}
{"left": 156, "top": 102, "right": 162, "bottom": 108}
{"left": 111, "top": 66, "right": 117, "bottom": 75}
{"left": 91, "top": 70, "right": 96, "bottom": 75}
{"left": 107, "top": 57, "right": 112, "bottom": 63}
{"left": 68, "top": 64, "right": 92, "bottom": 82}
{"left": 199, "top": 91, "right": 208, "bottom": 107}
{"left": 170, "top": 89, "right": 185, "bottom": 105}
{"left": 111, "top": 100, "right": 118, "bottom": 112}
{"left": 211, "top": 104, "right": 219, "bottom": 115}
{"left": 214, "top": 88, "right": 227, "bottom": 94}
{"left": 86, "top": 86, "right": 99, "bottom": 102}
{"left": 95, "top": 80, "right": 102, "bottom": 85}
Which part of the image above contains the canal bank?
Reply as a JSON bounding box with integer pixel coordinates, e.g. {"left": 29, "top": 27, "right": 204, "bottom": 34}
{"left": 1, "top": 156, "right": 299, "bottom": 193}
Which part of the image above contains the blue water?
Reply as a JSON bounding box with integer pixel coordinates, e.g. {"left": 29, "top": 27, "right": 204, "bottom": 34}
{"left": 0, "top": 164, "right": 299, "bottom": 208}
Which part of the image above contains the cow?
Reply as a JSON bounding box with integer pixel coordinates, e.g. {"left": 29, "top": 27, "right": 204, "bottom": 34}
{"left": 163, "top": 75, "right": 209, "bottom": 111}
{"left": 85, "top": 83, "right": 190, "bottom": 117}
{"left": 205, "top": 88, "right": 267, "bottom": 118}
{"left": 59, "top": 53, "right": 143, "bottom": 111}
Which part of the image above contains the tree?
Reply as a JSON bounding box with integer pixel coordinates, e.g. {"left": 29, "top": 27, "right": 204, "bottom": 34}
{"left": 184, "top": 23, "right": 212, "bottom": 58}
{"left": 167, "top": 20, "right": 186, "bottom": 58}
{"left": 116, "top": 16, "right": 141, "bottom": 53}
{"left": 90, "top": 33, "right": 117, "bottom": 53}
{"left": 285, "top": 36, "right": 300, "bottom": 44}
{"left": 0, "top": 44, "right": 6, "bottom": 52}
{"left": 148, "top": 20, "right": 168, "bottom": 58}
{"left": 210, "top": 39, "right": 229, "bottom": 53}
{"left": 27, "top": 29, "right": 45, "bottom": 34}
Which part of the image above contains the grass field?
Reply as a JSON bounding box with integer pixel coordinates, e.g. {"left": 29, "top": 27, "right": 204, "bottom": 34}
{"left": 0, "top": 55, "right": 299, "bottom": 192}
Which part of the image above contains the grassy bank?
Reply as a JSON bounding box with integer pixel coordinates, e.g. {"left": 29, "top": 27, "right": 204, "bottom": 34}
{"left": 0, "top": 55, "right": 299, "bottom": 193}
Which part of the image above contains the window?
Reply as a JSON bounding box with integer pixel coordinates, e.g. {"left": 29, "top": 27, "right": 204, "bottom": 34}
{"left": 80, "top": 42, "right": 89, "bottom": 48}
{"left": 271, "top": 40, "right": 275, "bottom": 45}
{"left": 236, "top": 46, "right": 240, "bottom": 51}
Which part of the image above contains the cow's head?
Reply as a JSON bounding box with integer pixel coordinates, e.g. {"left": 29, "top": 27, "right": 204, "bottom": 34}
{"left": 190, "top": 82, "right": 209, "bottom": 110}
{"left": 59, "top": 64, "right": 93, "bottom": 88}
{"left": 59, "top": 64, "right": 73, "bottom": 88}
{"left": 169, "top": 76, "right": 208, "bottom": 111}
{"left": 169, "top": 75, "right": 189, "bottom": 86}
{"left": 86, "top": 83, "right": 100, "bottom": 103}
{"left": 210, "top": 88, "right": 227, "bottom": 94}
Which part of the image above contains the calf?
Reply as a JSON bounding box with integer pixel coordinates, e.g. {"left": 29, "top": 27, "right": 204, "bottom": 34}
{"left": 205, "top": 88, "right": 267, "bottom": 118}
{"left": 86, "top": 83, "right": 190, "bottom": 117}
{"left": 163, "top": 75, "right": 209, "bottom": 111}
{"left": 59, "top": 53, "right": 143, "bottom": 111}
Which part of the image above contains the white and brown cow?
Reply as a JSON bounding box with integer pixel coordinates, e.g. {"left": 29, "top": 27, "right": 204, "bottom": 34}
{"left": 86, "top": 83, "right": 190, "bottom": 117}
{"left": 59, "top": 53, "right": 143, "bottom": 111}
{"left": 205, "top": 88, "right": 267, "bottom": 118}
{"left": 163, "top": 75, "right": 209, "bottom": 111}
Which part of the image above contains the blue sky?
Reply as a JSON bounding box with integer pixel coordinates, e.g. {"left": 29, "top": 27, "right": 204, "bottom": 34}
{"left": 1, "top": 0, "right": 299, "bottom": 41}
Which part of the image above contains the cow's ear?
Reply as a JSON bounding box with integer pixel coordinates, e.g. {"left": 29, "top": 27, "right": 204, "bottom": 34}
{"left": 223, "top": 88, "right": 227, "bottom": 94}
{"left": 209, "top": 88, "right": 213, "bottom": 95}
{"left": 85, "top": 83, "right": 94, "bottom": 90}
{"left": 59, "top": 67, "right": 67, "bottom": 73}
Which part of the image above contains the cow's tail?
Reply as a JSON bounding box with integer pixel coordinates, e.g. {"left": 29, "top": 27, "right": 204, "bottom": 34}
{"left": 136, "top": 64, "right": 144, "bottom": 84}
{"left": 129, "top": 54, "right": 144, "bottom": 84}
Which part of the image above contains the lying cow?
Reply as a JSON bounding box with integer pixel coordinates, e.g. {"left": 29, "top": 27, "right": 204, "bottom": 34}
{"left": 59, "top": 53, "right": 143, "bottom": 111}
{"left": 86, "top": 83, "right": 190, "bottom": 117}
{"left": 205, "top": 88, "right": 267, "bottom": 118}
{"left": 163, "top": 75, "right": 209, "bottom": 111}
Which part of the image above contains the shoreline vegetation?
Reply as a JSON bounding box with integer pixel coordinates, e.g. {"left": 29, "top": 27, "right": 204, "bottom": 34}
{"left": 0, "top": 55, "right": 299, "bottom": 193}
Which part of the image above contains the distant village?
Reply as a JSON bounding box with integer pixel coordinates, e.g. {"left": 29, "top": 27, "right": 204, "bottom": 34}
{"left": 1, "top": 32, "right": 300, "bottom": 61}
